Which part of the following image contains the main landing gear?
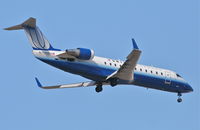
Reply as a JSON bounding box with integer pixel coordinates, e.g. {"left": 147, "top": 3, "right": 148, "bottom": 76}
{"left": 110, "top": 78, "right": 118, "bottom": 87}
{"left": 95, "top": 78, "right": 119, "bottom": 93}
{"left": 177, "top": 93, "right": 182, "bottom": 103}
{"left": 95, "top": 83, "right": 103, "bottom": 93}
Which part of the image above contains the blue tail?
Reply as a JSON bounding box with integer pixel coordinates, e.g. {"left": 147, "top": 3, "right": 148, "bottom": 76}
{"left": 4, "top": 17, "right": 60, "bottom": 51}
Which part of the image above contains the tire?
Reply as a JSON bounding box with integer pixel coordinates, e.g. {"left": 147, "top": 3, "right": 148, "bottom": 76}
{"left": 95, "top": 85, "right": 103, "bottom": 93}
{"left": 110, "top": 78, "right": 118, "bottom": 87}
{"left": 177, "top": 98, "right": 182, "bottom": 103}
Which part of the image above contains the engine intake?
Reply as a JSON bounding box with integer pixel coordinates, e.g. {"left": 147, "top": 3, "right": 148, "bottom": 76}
{"left": 66, "top": 48, "right": 94, "bottom": 60}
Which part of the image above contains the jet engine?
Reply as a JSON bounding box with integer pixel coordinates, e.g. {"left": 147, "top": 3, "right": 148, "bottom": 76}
{"left": 66, "top": 48, "right": 95, "bottom": 60}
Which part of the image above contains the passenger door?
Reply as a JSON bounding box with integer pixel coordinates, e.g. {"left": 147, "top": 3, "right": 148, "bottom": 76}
{"left": 165, "top": 71, "right": 171, "bottom": 84}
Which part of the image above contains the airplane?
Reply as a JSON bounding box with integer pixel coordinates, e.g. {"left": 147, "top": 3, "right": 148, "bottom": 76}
{"left": 4, "top": 17, "right": 193, "bottom": 103}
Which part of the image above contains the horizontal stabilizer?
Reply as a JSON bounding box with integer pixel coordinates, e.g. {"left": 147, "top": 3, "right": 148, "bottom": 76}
{"left": 4, "top": 25, "right": 23, "bottom": 30}
{"left": 4, "top": 17, "right": 36, "bottom": 30}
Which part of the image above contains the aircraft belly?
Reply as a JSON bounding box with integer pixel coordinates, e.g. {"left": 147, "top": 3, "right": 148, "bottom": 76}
{"left": 133, "top": 72, "right": 180, "bottom": 93}
{"left": 38, "top": 58, "right": 114, "bottom": 81}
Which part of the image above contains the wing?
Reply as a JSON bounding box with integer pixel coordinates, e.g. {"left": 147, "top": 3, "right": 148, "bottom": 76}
{"left": 106, "top": 39, "right": 142, "bottom": 81}
{"left": 35, "top": 77, "right": 109, "bottom": 89}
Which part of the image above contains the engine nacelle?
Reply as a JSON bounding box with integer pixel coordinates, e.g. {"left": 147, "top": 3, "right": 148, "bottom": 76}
{"left": 66, "top": 48, "right": 95, "bottom": 60}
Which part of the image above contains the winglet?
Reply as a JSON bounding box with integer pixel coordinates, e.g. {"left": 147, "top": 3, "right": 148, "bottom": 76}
{"left": 132, "top": 38, "right": 139, "bottom": 49}
{"left": 35, "top": 77, "right": 43, "bottom": 88}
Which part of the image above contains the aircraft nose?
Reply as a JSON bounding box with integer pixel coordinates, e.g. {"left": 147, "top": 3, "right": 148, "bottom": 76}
{"left": 186, "top": 84, "right": 193, "bottom": 92}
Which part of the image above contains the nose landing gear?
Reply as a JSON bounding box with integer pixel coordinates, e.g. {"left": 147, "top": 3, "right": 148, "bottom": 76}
{"left": 177, "top": 93, "right": 182, "bottom": 103}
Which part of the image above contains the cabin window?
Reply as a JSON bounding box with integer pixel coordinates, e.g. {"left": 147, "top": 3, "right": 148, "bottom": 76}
{"left": 134, "top": 67, "right": 137, "bottom": 70}
{"left": 145, "top": 69, "right": 147, "bottom": 72}
{"left": 140, "top": 68, "right": 142, "bottom": 71}
{"left": 114, "top": 64, "right": 116, "bottom": 66}
{"left": 161, "top": 72, "right": 163, "bottom": 75}
{"left": 151, "top": 71, "right": 153, "bottom": 73}
{"left": 110, "top": 63, "right": 112, "bottom": 66}
{"left": 156, "top": 72, "right": 158, "bottom": 75}
{"left": 104, "top": 62, "right": 107, "bottom": 65}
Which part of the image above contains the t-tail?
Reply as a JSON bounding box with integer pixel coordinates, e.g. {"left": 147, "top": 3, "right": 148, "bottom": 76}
{"left": 4, "top": 17, "right": 59, "bottom": 51}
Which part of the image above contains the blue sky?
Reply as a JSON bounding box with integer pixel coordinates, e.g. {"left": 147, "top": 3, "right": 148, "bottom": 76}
{"left": 0, "top": 0, "right": 199, "bottom": 130}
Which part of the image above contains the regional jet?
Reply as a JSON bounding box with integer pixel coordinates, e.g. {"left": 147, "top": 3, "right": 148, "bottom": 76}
{"left": 5, "top": 17, "right": 193, "bottom": 102}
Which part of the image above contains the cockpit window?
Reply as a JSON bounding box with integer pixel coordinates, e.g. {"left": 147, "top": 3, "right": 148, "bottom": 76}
{"left": 176, "top": 73, "right": 182, "bottom": 78}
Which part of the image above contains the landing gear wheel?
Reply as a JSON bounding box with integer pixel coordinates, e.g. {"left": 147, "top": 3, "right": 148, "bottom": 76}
{"left": 110, "top": 78, "right": 118, "bottom": 87}
{"left": 95, "top": 83, "right": 103, "bottom": 93}
{"left": 177, "top": 93, "right": 182, "bottom": 103}
{"left": 177, "top": 98, "right": 182, "bottom": 103}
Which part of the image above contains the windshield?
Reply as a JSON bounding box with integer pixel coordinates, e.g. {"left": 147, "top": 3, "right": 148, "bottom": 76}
{"left": 176, "top": 73, "right": 182, "bottom": 78}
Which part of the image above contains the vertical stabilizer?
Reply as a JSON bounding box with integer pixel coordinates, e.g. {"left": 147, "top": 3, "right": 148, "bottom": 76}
{"left": 4, "top": 17, "right": 58, "bottom": 50}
